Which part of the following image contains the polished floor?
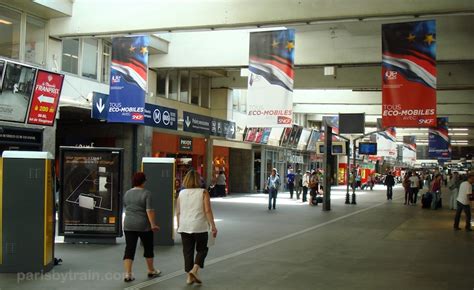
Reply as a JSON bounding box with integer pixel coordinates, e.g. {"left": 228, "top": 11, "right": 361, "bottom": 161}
{"left": 0, "top": 185, "right": 472, "bottom": 290}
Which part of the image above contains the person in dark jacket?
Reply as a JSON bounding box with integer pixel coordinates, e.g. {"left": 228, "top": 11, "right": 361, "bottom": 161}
{"left": 384, "top": 171, "right": 395, "bottom": 200}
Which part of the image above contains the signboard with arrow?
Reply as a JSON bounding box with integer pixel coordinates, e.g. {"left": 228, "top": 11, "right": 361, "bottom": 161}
{"left": 27, "top": 70, "right": 64, "bottom": 126}
{"left": 183, "top": 111, "right": 236, "bottom": 139}
{"left": 91, "top": 92, "right": 109, "bottom": 120}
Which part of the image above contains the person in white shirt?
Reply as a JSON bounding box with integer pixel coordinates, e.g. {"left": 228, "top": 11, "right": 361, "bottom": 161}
{"left": 176, "top": 169, "right": 218, "bottom": 284}
{"left": 408, "top": 172, "right": 420, "bottom": 205}
{"left": 302, "top": 170, "right": 310, "bottom": 203}
{"left": 453, "top": 172, "right": 474, "bottom": 231}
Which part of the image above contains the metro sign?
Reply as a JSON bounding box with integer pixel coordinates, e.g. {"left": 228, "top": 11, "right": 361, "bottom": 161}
{"left": 27, "top": 70, "right": 64, "bottom": 126}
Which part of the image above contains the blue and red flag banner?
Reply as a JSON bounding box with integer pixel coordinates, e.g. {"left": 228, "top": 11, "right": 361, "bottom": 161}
{"left": 382, "top": 20, "right": 437, "bottom": 128}
{"left": 373, "top": 127, "right": 397, "bottom": 157}
{"left": 246, "top": 29, "right": 295, "bottom": 127}
{"left": 428, "top": 117, "right": 451, "bottom": 162}
{"left": 402, "top": 136, "right": 417, "bottom": 164}
{"left": 107, "top": 36, "right": 149, "bottom": 123}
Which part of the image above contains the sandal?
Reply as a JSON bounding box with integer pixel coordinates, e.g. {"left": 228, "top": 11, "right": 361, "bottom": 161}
{"left": 124, "top": 274, "right": 135, "bottom": 283}
{"left": 147, "top": 269, "right": 162, "bottom": 278}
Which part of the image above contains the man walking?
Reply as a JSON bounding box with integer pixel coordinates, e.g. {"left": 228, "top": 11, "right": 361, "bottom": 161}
{"left": 267, "top": 168, "right": 281, "bottom": 210}
{"left": 295, "top": 169, "right": 303, "bottom": 200}
{"left": 453, "top": 172, "right": 474, "bottom": 231}
{"left": 287, "top": 168, "right": 295, "bottom": 199}
{"left": 384, "top": 171, "right": 395, "bottom": 200}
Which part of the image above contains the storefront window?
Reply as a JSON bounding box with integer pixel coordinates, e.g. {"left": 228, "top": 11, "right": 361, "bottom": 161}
{"left": 168, "top": 70, "right": 178, "bottom": 100}
{"left": 191, "top": 72, "right": 200, "bottom": 105}
{"left": 200, "top": 76, "right": 210, "bottom": 108}
{"left": 25, "top": 16, "right": 45, "bottom": 65}
{"left": 0, "top": 7, "right": 21, "bottom": 59}
{"left": 179, "top": 70, "right": 189, "bottom": 103}
{"left": 82, "top": 38, "right": 98, "bottom": 79}
{"left": 156, "top": 70, "right": 166, "bottom": 98}
{"left": 62, "top": 38, "right": 79, "bottom": 74}
{"left": 102, "top": 41, "right": 111, "bottom": 83}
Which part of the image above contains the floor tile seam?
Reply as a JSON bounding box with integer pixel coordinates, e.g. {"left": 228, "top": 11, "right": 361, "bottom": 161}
{"left": 126, "top": 196, "right": 404, "bottom": 290}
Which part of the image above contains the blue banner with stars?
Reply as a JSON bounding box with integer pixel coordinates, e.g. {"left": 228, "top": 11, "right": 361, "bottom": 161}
{"left": 107, "top": 36, "right": 149, "bottom": 123}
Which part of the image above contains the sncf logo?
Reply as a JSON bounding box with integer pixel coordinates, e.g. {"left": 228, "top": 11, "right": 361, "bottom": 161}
{"left": 418, "top": 118, "right": 434, "bottom": 125}
{"left": 132, "top": 113, "right": 144, "bottom": 120}
{"left": 277, "top": 116, "right": 292, "bottom": 124}
{"left": 385, "top": 70, "right": 398, "bottom": 80}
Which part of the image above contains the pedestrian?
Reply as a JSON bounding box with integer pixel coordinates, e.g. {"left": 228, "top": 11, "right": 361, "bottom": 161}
{"left": 123, "top": 172, "right": 161, "bottom": 282}
{"left": 448, "top": 172, "right": 461, "bottom": 210}
{"left": 403, "top": 172, "right": 411, "bottom": 205}
{"left": 302, "top": 170, "right": 310, "bottom": 203}
{"left": 216, "top": 171, "right": 226, "bottom": 197}
{"left": 176, "top": 169, "right": 218, "bottom": 284}
{"left": 408, "top": 171, "right": 420, "bottom": 205}
{"left": 308, "top": 170, "right": 319, "bottom": 206}
{"left": 295, "top": 169, "right": 303, "bottom": 200}
{"left": 287, "top": 168, "right": 295, "bottom": 199}
{"left": 453, "top": 172, "right": 474, "bottom": 231}
{"left": 266, "top": 168, "right": 281, "bottom": 210}
{"left": 384, "top": 171, "right": 395, "bottom": 200}
{"left": 431, "top": 174, "right": 442, "bottom": 209}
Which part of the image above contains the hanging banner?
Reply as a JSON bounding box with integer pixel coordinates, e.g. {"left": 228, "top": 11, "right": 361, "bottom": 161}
{"left": 107, "top": 36, "right": 149, "bottom": 123}
{"left": 372, "top": 127, "right": 397, "bottom": 158}
{"left": 246, "top": 29, "right": 295, "bottom": 127}
{"left": 382, "top": 20, "right": 437, "bottom": 127}
{"left": 402, "top": 136, "right": 417, "bottom": 164}
{"left": 428, "top": 117, "right": 451, "bottom": 162}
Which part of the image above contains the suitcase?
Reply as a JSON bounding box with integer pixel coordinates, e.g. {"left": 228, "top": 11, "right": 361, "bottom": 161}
{"left": 421, "top": 194, "right": 432, "bottom": 209}
{"left": 312, "top": 195, "right": 323, "bottom": 205}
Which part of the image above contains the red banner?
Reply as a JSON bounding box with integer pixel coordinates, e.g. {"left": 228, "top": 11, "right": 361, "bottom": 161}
{"left": 382, "top": 20, "right": 436, "bottom": 127}
{"left": 27, "top": 70, "right": 64, "bottom": 126}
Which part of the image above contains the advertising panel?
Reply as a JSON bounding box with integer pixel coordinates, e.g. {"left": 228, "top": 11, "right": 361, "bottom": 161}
{"left": 59, "top": 147, "right": 123, "bottom": 237}
{"left": 27, "top": 70, "right": 64, "bottom": 126}
{"left": 382, "top": 20, "right": 437, "bottom": 127}
{"left": 374, "top": 127, "right": 397, "bottom": 157}
{"left": 246, "top": 29, "right": 295, "bottom": 127}
{"left": 428, "top": 117, "right": 451, "bottom": 162}
{"left": 402, "top": 136, "right": 417, "bottom": 164}
{"left": 306, "top": 130, "right": 321, "bottom": 152}
{"left": 0, "top": 62, "right": 36, "bottom": 123}
{"left": 260, "top": 128, "right": 272, "bottom": 144}
{"left": 107, "top": 36, "right": 149, "bottom": 123}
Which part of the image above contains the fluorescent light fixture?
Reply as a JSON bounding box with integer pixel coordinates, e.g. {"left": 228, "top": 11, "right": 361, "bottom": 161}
{"left": 450, "top": 128, "right": 469, "bottom": 131}
{"left": 0, "top": 19, "right": 12, "bottom": 25}
{"left": 451, "top": 133, "right": 469, "bottom": 136}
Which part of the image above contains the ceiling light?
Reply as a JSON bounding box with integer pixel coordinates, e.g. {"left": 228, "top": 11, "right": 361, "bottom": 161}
{"left": 0, "top": 19, "right": 12, "bottom": 25}
{"left": 450, "top": 128, "right": 469, "bottom": 131}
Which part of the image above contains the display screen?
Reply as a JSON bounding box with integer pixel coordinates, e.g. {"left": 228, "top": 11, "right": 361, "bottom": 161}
{"left": 332, "top": 144, "right": 344, "bottom": 154}
{"left": 339, "top": 113, "right": 365, "bottom": 134}
{"left": 0, "top": 62, "right": 37, "bottom": 123}
{"left": 359, "top": 142, "right": 378, "bottom": 155}
{"left": 318, "top": 144, "right": 325, "bottom": 154}
{"left": 59, "top": 147, "right": 123, "bottom": 237}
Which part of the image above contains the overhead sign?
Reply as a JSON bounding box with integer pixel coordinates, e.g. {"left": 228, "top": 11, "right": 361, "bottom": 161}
{"left": 0, "top": 125, "right": 43, "bottom": 145}
{"left": 183, "top": 111, "right": 235, "bottom": 139}
{"left": 179, "top": 136, "right": 193, "bottom": 151}
{"left": 91, "top": 92, "right": 109, "bottom": 120}
{"left": 144, "top": 103, "right": 177, "bottom": 130}
{"left": 27, "top": 70, "right": 64, "bottom": 126}
{"left": 107, "top": 36, "right": 148, "bottom": 123}
{"left": 382, "top": 20, "right": 437, "bottom": 127}
{"left": 246, "top": 29, "right": 295, "bottom": 127}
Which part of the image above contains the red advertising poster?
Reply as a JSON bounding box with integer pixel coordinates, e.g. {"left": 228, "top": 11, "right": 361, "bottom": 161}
{"left": 382, "top": 20, "right": 436, "bottom": 127}
{"left": 27, "top": 70, "right": 64, "bottom": 126}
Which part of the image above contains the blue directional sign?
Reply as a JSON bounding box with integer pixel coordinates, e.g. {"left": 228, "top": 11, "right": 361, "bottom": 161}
{"left": 183, "top": 111, "right": 236, "bottom": 139}
{"left": 144, "top": 103, "right": 178, "bottom": 130}
{"left": 91, "top": 92, "right": 109, "bottom": 120}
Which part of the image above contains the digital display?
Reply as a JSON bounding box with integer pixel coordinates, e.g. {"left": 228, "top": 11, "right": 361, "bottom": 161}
{"left": 359, "top": 142, "right": 378, "bottom": 155}
{"left": 332, "top": 144, "right": 344, "bottom": 154}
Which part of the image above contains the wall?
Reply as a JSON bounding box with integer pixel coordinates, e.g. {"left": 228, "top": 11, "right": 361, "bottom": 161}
{"left": 210, "top": 88, "right": 232, "bottom": 120}
{"left": 229, "top": 148, "right": 252, "bottom": 193}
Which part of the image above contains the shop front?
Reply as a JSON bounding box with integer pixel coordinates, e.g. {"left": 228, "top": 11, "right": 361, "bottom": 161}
{"left": 152, "top": 131, "right": 206, "bottom": 184}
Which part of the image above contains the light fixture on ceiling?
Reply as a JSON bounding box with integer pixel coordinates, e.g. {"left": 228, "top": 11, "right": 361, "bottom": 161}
{"left": 0, "top": 19, "right": 12, "bottom": 25}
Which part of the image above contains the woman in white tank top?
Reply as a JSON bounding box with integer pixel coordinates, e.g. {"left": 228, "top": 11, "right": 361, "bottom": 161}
{"left": 176, "top": 169, "right": 218, "bottom": 285}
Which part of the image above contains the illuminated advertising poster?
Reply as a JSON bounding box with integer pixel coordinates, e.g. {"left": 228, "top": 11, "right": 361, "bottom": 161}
{"left": 382, "top": 20, "right": 437, "bottom": 127}
{"left": 246, "top": 29, "right": 295, "bottom": 127}
{"left": 27, "top": 70, "right": 64, "bottom": 126}
{"left": 107, "top": 36, "right": 149, "bottom": 123}
{"left": 428, "top": 117, "right": 451, "bottom": 162}
{"left": 261, "top": 128, "right": 272, "bottom": 144}
{"left": 375, "top": 127, "right": 397, "bottom": 157}
{"left": 306, "top": 130, "right": 321, "bottom": 152}
{"left": 59, "top": 147, "right": 123, "bottom": 237}
{"left": 402, "top": 136, "right": 417, "bottom": 164}
{"left": 0, "top": 62, "right": 36, "bottom": 123}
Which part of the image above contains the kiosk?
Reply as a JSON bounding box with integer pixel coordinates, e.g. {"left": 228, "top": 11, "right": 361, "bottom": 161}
{"left": 142, "top": 157, "right": 175, "bottom": 246}
{"left": 0, "top": 151, "right": 54, "bottom": 273}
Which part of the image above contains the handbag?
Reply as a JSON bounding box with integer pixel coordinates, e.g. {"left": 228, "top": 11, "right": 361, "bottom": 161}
{"left": 263, "top": 187, "right": 269, "bottom": 194}
{"left": 468, "top": 193, "right": 474, "bottom": 201}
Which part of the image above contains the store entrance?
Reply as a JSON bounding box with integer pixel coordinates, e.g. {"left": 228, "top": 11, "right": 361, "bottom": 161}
{"left": 254, "top": 151, "right": 261, "bottom": 191}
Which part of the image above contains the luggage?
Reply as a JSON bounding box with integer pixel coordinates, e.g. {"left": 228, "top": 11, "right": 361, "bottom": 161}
{"left": 435, "top": 198, "right": 442, "bottom": 209}
{"left": 311, "top": 194, "right": 323, "bottom": 205}
{"left": 421, "top": 193, "right": 432, "bottom": 209}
